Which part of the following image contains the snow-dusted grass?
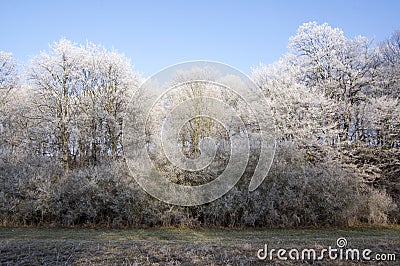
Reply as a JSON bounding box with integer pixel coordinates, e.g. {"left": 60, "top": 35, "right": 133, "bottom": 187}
{"left": 0, "top": 226, "right": 399, "bottom": 265}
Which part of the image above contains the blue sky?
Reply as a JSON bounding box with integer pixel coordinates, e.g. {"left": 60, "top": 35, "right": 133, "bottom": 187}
{"left": 1, "top": 0, "right": 399, "bottom": 76}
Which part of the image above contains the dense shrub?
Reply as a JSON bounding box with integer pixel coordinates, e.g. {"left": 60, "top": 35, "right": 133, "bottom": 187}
{"left": 0, "top": 144, "right": 396, "bottom": 228}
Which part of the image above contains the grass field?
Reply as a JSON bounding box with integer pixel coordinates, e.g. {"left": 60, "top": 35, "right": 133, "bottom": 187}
{"left": 0, "top": 226, "right": 399, "bottom": 265}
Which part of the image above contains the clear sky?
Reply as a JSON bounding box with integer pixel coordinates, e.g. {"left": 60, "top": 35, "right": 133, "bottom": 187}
{"left": 1, "top": 0, "right": 399, "bottom": 77}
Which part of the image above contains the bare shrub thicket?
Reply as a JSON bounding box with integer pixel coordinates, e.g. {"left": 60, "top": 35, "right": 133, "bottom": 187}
{"left": 1, "top": 144, "right": 395, "bottom": 227}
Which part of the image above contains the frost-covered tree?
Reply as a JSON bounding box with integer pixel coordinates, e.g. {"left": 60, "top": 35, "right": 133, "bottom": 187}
{"left": 288, "top": 22, "right": 380, "bottom": 146}
{"left": 75, "top": 42, "right": 140, "bottom": 164}
{"left": 29, "top": 39, "right": 83, "bottom": 174}
{"left": 253, "top": 22, "right": 399, "bottom": 223}
{"left": 0, "top": 52, "right": 18, "bottom": 106}
{"left": 29, "top": 39, "right": 141, "bottom": 174}
{"left": 252, "top": 55, "right": 336, "bottom": 151}
{"left": 0, "top": 52, "right": 28, "bottom": 161}
{"left": 378, "top": 30, "right": 400, "bottom": 97}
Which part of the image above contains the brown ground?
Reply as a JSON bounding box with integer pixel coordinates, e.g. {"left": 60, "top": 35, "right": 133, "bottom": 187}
{"left": 0, "top": 226, "right": 399, "bottom": 265}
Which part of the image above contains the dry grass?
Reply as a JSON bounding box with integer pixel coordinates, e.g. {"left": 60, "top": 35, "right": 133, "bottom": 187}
{"left": 0, "top": 226, "right": 399, "bottom": 265}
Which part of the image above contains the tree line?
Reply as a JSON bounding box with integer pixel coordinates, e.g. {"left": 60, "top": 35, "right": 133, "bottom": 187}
{"left": 0, "top": 22, "right": 399, "bottom": 227}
